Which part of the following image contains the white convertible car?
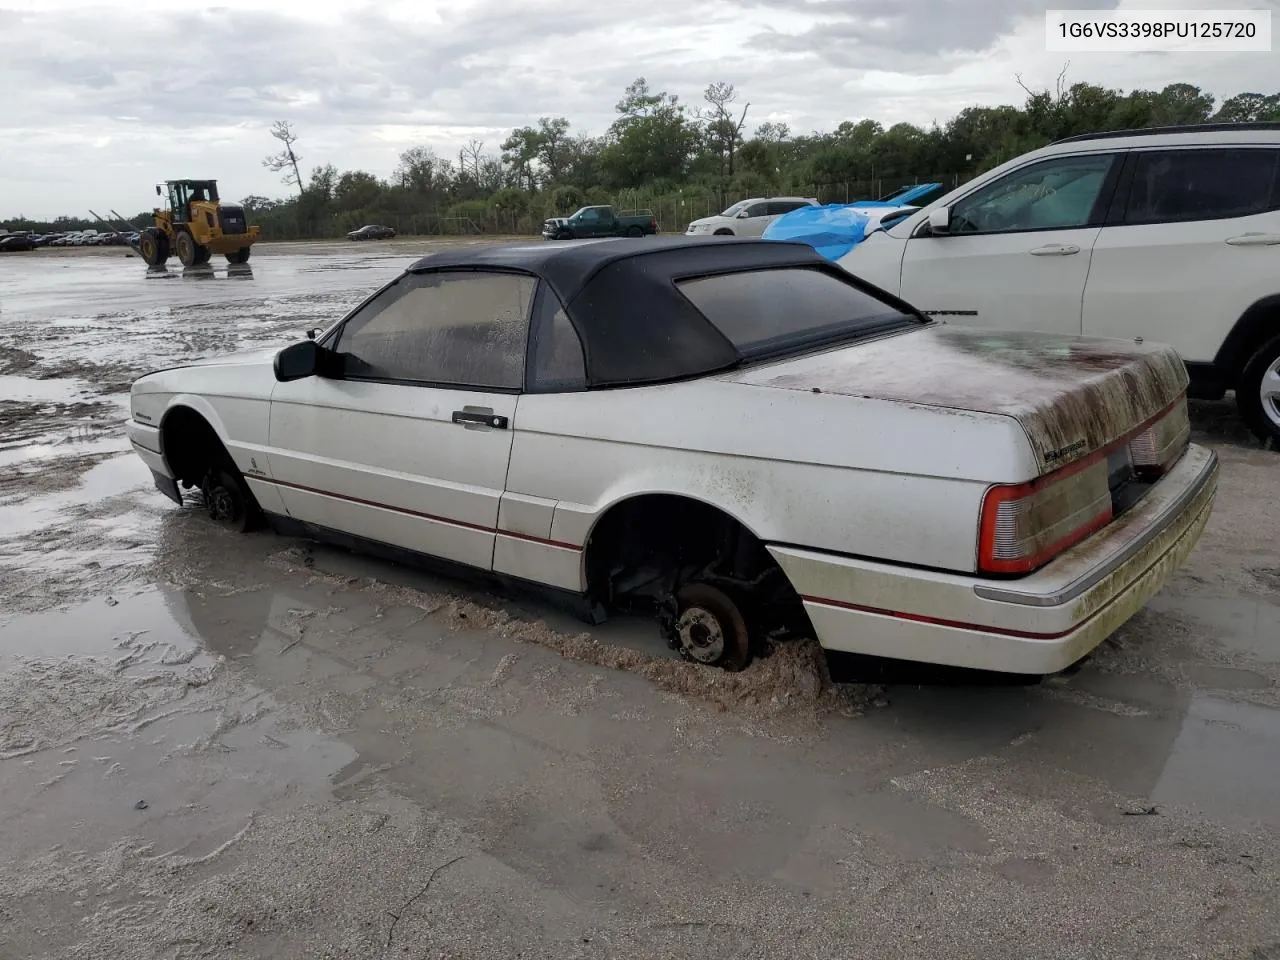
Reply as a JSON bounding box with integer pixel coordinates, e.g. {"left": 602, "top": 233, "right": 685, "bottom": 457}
{"left": 127, "top": 236, "right": 1218, "bottom": 674}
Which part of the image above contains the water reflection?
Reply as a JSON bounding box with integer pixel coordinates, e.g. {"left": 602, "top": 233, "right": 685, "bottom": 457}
{"left": 142, "top": 263, "right": 254, "bottom": 281}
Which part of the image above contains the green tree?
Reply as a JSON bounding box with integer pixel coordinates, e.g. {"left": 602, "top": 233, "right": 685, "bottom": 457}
{"left": 334, "top": 171, "right": 382, "bottom": 212}
{"left": 600, "top": 77, "right": 700, "bottom": 187}
{"left": 1214, "top": 92, "right": 1280, "bottom": 122}
{"left": 536, "top": 117, "right": 573, "bottom": 183}
{"left": 501, "top": 127, "right": 542, "bottom": 190}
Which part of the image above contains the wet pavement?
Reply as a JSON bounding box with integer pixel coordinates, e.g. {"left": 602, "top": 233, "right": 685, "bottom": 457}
{"left": 2, "top": 246, "right": 1280, "bottom": 959}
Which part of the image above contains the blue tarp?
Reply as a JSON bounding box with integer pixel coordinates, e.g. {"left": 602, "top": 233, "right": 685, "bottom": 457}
{"left": 761, "top": 205, "right": 874, "bottom": 261}
{"left": 762, "top": 184, "right": 943, "bottom": 260}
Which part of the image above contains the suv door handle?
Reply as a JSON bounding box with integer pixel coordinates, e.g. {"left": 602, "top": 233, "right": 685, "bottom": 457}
{"left": 1028, "top": 243, "right": 1080, "bottom": 256}
{"left": 1226, "top": 233, "right": 1280, "bottom": 246}
{"left": 452, "top": 408, "right": 508, "bottom": 429}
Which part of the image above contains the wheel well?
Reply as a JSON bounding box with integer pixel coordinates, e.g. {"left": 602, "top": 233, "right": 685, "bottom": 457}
{"left": 713, "top": 228, "right": 734, "bottom": 236}
{"left": 160, "top": 406, "right": 230, "bottom": 488}
{"left": 1214, "top": 295, "right": 1280, "bottom": 386}
{"left": 584, "top": 494, "right": 809, "bottom": 637}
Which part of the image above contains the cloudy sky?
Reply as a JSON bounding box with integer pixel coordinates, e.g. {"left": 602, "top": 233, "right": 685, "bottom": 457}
{"left": 2, "top": 0, "right": 1276, "bottom": 219}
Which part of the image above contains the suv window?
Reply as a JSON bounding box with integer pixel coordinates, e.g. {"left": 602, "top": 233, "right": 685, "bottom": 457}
{"left": 742, "top": 202, "right": 770, "bottom": 218}
{"left": 950, "top": 153, "right": 1117, "bottom": 234}
{"left": 768, "top": 200, "right": 806, "bottom": 216}
{"left": 676, "top": 266, "right": 913, "bottom": 357}
{"left": 334, "top": 270, "right": 536, "bottom": 389}
{"left": 1123, "top": 148, "right": 1280, "bottom": 224}
{"left": 527, "top": 284, "right": 586, "bottom": 391}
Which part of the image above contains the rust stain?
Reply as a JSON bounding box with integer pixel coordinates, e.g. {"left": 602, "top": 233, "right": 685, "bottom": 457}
{"left": 734, "top": 327, "right": 1189, "bottom": 475}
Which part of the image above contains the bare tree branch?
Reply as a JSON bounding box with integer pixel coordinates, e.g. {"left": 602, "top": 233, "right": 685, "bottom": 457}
{"left": 262, "top": 121, "right": 304, "bottom": 196}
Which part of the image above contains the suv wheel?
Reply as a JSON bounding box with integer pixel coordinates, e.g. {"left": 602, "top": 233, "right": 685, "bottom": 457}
{"left": 1237, "top": 334, "right": 1280, "bottom": 446}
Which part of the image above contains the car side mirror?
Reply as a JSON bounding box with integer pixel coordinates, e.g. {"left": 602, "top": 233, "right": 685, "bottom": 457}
{"left": 927, "top": 207, "right": 951, "bottom": 235}
{"left": 738, "top": 209, "right": 751, "bottom": 219}
{"left": 275, "top": 340, "right": 324, "bottom": 381}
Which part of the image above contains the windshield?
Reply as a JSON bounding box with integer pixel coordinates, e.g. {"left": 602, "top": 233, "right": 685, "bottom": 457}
{"left": 676, "top": 266, "right": 917, "bottom": 359}
{"left": 718, "top": 200, "right": 748, "bottom": 217}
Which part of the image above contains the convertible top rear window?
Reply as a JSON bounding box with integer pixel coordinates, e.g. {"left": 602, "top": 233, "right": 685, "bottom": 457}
{"left": 676, "top": 267, "right": 913, "bottom": 357}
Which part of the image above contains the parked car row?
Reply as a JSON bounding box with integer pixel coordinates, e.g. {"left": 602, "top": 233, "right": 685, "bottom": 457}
{"left": 0, "top": 229, "right": 140, "bottom": 251}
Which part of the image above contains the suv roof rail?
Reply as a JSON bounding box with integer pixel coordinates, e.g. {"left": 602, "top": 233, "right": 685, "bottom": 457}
{"left": 1053, "top": 121, "right": 1280, "bottom": 145}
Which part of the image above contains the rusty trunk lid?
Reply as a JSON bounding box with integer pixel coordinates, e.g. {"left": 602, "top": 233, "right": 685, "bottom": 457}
{"left": 723, "top": 326, "right": 1188, "bottom": 475}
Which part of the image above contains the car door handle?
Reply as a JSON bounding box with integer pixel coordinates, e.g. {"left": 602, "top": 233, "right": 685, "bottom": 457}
{"left": 1028, "top": 243, "right": 1080, "bottom": 256}
{"left": 1226, "top": 233, "right": 1280, "bottom": 246}
{"left": 452, "top": 408, "right": 508, "bottom": 429}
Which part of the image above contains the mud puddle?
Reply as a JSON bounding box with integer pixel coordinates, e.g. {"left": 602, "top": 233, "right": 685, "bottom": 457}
{"left": 0, "top": 590, "right": 356, "bottom": 883}
{"left": 0, "top": 373, "right": 97, "bottom": 402}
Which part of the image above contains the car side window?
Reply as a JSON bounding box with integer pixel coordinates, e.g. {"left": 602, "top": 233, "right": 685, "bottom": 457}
{"left": 1123, "top": 148, "right": 1280, "bottom": 224}
{"left": 767, "top": 201, "right": 800, "bottom": 216}
{"left": 333, "top": 270, "right": 536, "bottom": 390}
{"left": 527, "top": 284, "right": 586, "bottom": 391}
{"left": 949, "top": 153, "right": 1117, "bottom": 235}
{"left": 744, "top": 202, "right": 770, "bottom": 218}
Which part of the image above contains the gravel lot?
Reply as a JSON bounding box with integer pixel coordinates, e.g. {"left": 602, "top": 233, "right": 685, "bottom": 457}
{"left": 2, "top": 243, "right": 1279, "bottom": 960}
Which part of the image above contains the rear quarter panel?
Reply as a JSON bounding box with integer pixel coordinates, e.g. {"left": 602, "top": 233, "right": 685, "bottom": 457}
{"left": 509, "top": 378, "right": 1034, "bottom": 580}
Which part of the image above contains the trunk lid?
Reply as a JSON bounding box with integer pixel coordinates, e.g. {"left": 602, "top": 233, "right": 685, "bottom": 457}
{"left": 723, "top": 326, "right": 1188, "bottom": 476}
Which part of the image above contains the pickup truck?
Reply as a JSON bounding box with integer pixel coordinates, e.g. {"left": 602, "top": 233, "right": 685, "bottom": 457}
{"left": 542, "top": 206, "right": 659, "bottom": 240}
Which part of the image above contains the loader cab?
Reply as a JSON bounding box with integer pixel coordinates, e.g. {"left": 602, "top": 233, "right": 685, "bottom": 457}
{"left": 158, "top": 180, "right": 220, "bottom": 224}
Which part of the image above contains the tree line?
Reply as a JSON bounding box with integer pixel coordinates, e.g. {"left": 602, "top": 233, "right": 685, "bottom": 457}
{"left": 7, "top": 73, "right": 1279, "bottom": 238}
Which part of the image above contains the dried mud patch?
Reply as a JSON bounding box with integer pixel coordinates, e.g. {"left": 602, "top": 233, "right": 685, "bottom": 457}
{"left": 30, "top": 357, "right": 139, "bottom": 395}
{"left": 0, "top": 449, "right": 120, "bottom": 502}
{"left": 0, "top": 399, "right": 121, "bottom": 447}
{"left": 0, "top": 344, "right": 38, "bottom": 375}
{"left": 0, "top": 650, "right": 216, "bottom": 761}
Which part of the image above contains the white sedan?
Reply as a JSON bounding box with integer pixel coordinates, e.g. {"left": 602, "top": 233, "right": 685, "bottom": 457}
{"left": 126, "top": 236, "right": 1218, "bottom": 674}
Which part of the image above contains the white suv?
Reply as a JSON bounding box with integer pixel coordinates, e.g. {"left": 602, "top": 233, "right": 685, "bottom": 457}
{"left": 841, "top": 123, "right": 1280, "bottom": 443}
{"left": 686, "top": 197, "right": 819, "bottom": 237}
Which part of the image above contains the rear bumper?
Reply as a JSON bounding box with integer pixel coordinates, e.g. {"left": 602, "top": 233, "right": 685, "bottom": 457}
{"left": 768, "top": 444, "right": 1219, "bottom": 675}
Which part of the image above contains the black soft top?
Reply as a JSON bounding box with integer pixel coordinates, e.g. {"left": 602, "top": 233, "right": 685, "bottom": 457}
{"left": 406, "top": 236, "right": 857, "bottom": 388}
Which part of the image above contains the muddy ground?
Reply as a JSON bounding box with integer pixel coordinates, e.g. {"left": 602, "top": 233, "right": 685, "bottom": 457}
{"left": 1, "top": 245, "right": 1279, "bottom": 960}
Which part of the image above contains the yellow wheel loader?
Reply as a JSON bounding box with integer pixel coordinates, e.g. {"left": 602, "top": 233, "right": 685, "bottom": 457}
{"left": 138, "top": 180, "right": 260, "bottom": 267}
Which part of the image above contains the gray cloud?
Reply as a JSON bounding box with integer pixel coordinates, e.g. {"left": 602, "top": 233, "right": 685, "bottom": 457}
{"left": 749, "top": 0, "right": 1120, "bottom": 58}
{"left": 1, "top": 0, "right": 1276, "bottom": 217}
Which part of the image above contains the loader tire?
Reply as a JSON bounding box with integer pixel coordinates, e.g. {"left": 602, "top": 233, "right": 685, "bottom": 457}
{"left": 226, "top": 247, "right": 251, "bottom": 264}
{"left": 175, "top": 230, "right": 198, "bottom": 267}
{"left": 139, "top": 228, "right": 169, "bottom": 266}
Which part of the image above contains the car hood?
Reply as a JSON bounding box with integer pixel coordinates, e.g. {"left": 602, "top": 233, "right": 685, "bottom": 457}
{"left": 179, "top": 346, "right": 282, "bottom": 369}
{"left": 687, "top": 215, "right": 724, "bottom": 228}
{"left": 135, "top": 346, "right": 282, "bottom": 382}
{"left": 722, "top": 326, "right": 1188, "bottom": 476}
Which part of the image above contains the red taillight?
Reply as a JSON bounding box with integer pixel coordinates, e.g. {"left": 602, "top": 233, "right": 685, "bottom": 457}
{"left": 979, "top": 456, "right": 1113, "bottom": 574}
{"left": 978, "top": 399, "right": 1190, "bottom": 575}
{"left": 1127, "top": 400, "right": 1189, "bottom": 478}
